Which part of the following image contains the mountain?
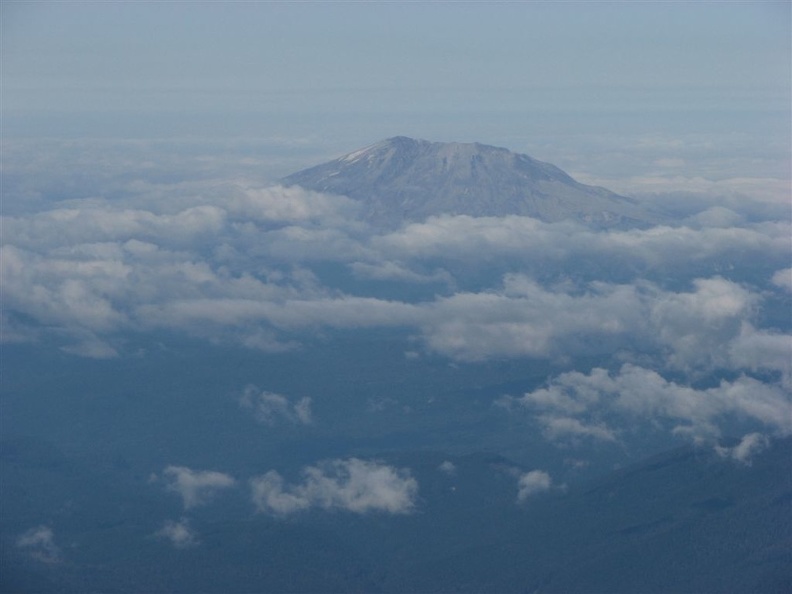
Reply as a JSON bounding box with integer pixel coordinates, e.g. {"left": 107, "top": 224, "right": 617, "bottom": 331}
{"left": 282, "top": 136, "right": 665, "bottom": 228}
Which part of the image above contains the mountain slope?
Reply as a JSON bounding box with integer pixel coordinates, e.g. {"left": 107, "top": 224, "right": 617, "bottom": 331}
{"left": 380, "top": 439, "right": 792, "bottom": 593}
{"left": 282, "top": 136, "right": 665, "bottom": 228}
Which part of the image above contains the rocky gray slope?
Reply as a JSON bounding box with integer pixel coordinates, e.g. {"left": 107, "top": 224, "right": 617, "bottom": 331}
{"left": 282, "top": 136, "right": 665, "bottom": 228}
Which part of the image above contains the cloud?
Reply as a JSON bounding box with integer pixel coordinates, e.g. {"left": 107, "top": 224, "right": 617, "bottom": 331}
{"left": 3, "top": 204, "right": 227, "bottom": 251}
{"left": 684, "top": 207, "right": 744, "bottom": 229}
{"left": 417, "top": 276, "right": 647, "bottom": 362}
{"left": 16, "top": 525, "right": 61, "bottom": 564}
{"left": 2, "top": 155, "right": 787, "bottom": 381}
{"left": 133, "top": 295, "right": 421, "bottom": 351}
{"left": 511, "top": 364, "right": 792, "bottom": 442}
{"left": 156, "top": 518, "right": 200, "bottom": 549}
{"left": 5, "top": 201, "right": 778, "bottom": 372}
{"left": 537, "top": 415, "right": 617, "bottom": 443}
{"left": 250, "top": 458, "right": 418, "bottom": 516}
{"left": 574, "top": 174, "right": 791, "bottom": 211}
{"left": 161, "top": 466, "right": 236, "bottom": 510}
{"left": 240, "top": 385, "right": 313, "bottom": 425}
{"left": 225, "top": 184, "right": 362, "bottom": 227}
{"left": 772, "top": 268, "right": 792, "bottom": 293}
{"left": 374, "top": 214, "right": 789, "bottom": 270}
{"left": 648, "top": 277, "right": 758, "bottom": 371}
{"left": 728, "top": 324, "right": 792, "bottom": 388}
{"left": 438, "top": 460, "right": 457, "bottom": 475}
{"left": 250, "top": 226, "right": 372, "bottom": 263}
{"left": 373, "top": 215, "right": 555, "bottom": 260}
{"left": 249, "top": 471, "right": 312, "bottom": 515}
{"left": 413, "top": 274, "right": 768, "bottom": 371}
{"left": 0, "top": 223, "right": 328, "bottom": 353}
{"left": 349, "top": 260, "right": 453, "bottom": 285}
{"left": 0, "top": 244, "right": 128, "bottom": 334}
{"left": 57, "top": 329, "right": 119, "bottom": 359}
{"left": 3, "top": 201, "right": 781, "bottom": 376}
{"left": 517, "top": 470, "right": 553, "bottom": 501}
{"left": 715, "top": 432, "right": 770, "bottom": 465}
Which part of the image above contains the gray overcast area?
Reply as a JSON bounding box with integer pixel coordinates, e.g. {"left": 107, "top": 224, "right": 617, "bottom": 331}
{"left": 1, "top": 2, "right": 791, "bottom": 593}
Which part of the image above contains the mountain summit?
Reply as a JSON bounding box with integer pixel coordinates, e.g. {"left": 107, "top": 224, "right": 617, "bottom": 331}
{"left": 282, "top": 136, "right": 662, "bottom": 228}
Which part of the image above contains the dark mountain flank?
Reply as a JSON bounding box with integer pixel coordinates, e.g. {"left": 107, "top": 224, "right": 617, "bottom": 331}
{"left": 282, "top": 136, "right": 665, "bottom": 228}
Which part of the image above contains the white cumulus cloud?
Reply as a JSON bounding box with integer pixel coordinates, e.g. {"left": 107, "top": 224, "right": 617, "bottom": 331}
{"left": 511, "top": 364, "right": 792, "bottom": 442}
{"left": 250, "top": 458, "right": 418, "bottom": 516}
{"left": 162, "top": 466, "right": 236, "bottom": 510}
{"left": 648, "top": 277, "right": 758, "bottom": 371}
{"left": 156, "top": 518, "right": 200, "bottom": 549}
{"left": 517, "top": 470, "right": 553, "bottom": 502}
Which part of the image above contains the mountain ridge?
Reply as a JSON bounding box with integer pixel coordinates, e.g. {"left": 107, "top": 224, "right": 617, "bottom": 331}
{"left": 282, "top": 136, "right": 666, "bottom": 229}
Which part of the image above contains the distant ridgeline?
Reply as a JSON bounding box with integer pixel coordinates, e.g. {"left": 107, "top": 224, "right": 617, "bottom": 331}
{"left": 282, "top": 136, "right": 668, "bottom": 229}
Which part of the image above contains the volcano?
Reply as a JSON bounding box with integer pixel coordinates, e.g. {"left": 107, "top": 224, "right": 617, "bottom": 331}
{"left": 282, "top": 136, "right": 665, "bottom": 228}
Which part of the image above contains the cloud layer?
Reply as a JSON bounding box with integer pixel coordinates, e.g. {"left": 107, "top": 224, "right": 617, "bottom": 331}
{"left": 3, "top": 185, "right": 787, "bottom": 368}
{"left": 3, "top": 140, "right": 789, "bottom": 449}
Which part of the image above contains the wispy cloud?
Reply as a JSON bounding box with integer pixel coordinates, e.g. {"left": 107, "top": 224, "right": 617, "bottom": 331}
{"left": 160, "top": 466, "right": 236, "bottom": 510}
{"left": 537, "top": 416, "right": 617, "bottom": 444}
{"left": 715, "top": 432, "right": 770, "bottom": 465}
{"left": 438, "top": 461, "right": 457, "bottom": 476}
{"left": 250, "top": 458, "right": 418, "bottom": 516}
{"left": 240, "top": 385, "right": 313, "bottom": 426}
{"left": 156, "top": 518, "right": 200, "bottom": 549}
{"left": 16, "top": 525, "right": 61, "bottom": 564}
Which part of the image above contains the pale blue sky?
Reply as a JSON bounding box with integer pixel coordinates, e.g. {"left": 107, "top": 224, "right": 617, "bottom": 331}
{"left": 4, "top": 2, "right": 789, "bottom": 111}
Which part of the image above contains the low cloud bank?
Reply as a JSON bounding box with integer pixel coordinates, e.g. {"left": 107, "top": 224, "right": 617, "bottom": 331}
{"left": 2, "top": 175, "right": 788, "bottom": 371}
{"left": 3, "top": 146, "right": 789, "bottom": 446}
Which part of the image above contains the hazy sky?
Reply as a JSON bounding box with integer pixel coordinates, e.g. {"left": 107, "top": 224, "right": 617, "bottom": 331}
{"left": 4, "top": 3, "right": 789, "bottom": 114}
{"left": 2, "top": 2, "right": 790, "bottom": 183}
